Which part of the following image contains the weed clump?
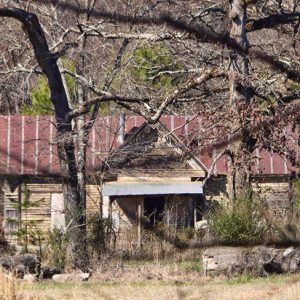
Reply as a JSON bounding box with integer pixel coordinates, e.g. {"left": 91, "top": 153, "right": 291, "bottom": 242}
{"left": 87, "top": 213, "right": 116, "bottom": 258}
{"left": 45, "top": 228, "right": 69, "bottom": 269}
{"left": 209, "top": 196, "right": 266, "bottom": 245}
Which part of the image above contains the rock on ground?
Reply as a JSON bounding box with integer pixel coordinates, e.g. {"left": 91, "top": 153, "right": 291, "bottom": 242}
{"left": 0, "top": 254, "right": 40, "bottom": 277}
{"left": 202, "top": 246, "right": 300, "bottom": 275}
{"left": 23, "top": 274, "right": 37, "bottom": 283}
{"left": 52, "top": 273, "right": 90, "bottom": 282}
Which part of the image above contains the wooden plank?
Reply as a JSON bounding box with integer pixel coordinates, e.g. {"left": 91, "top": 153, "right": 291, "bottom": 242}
{"left": 118, "top": 169, "right": 205, "bottom": 177}
{"left": 86, "top": 185, "right": 101, "bottom": 213}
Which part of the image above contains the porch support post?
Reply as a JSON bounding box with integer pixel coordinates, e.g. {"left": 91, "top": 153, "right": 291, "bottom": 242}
{"left": 193, "top": 198, "right": 197, "bottom": 228}
{"left": 102, "top": 195, "right": 110, "bottom": 218}
{"left": 137, "top": 197, "right": 143, "bottom": 249}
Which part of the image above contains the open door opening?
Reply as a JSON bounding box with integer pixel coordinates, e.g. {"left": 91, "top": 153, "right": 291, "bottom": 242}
{"left": 143, "top": 196, "right": 165, "bottom": 229}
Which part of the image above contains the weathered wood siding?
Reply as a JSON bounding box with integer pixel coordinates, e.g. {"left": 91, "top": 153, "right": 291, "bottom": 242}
{"left": 112, "top": 196, "right": 142, "bottom": 249}
{"left": 20, "top": 184, "right": 52, "bottom": 234}
{"left": 113, "top": 197, "right": 141, "bottom": 230}
{"left": 86, "top": 185, "right": 101, "bottom": 214}
{"left": 3, "top": 185, "right": 19, "bottom": 243}
{"left": 4, "top": 184, "right": 101, "bottom": 244}
{"left": 252, "top": 177, "right": 291, "bottom": 219}
{"left": 205, "top": 175, "right": 291, "bottom": 219}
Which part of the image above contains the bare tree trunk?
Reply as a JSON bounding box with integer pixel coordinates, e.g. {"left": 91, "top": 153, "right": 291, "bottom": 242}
{"left": 76, "top": 87, "right": 88, "bottom": 261}
{"left": 0, "top": 8, "right": 88, "bottom": 270}
{"left": 227, "top": 0, "right": 252, "bottom": 200}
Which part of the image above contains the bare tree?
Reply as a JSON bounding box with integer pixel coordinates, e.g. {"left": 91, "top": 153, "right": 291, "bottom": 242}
{"left": 0, "top": 4, "right": 145, "bottom": 269}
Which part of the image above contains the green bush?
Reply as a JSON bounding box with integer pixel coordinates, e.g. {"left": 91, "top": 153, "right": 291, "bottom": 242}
{"left": 45, "top": 228, "right": 69, "bottom": 269}
{"left": 209, "top": 196, "right": 265, "bottom": 245}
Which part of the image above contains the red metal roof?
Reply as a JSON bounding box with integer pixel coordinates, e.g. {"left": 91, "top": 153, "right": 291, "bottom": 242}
{"left": 0, "top": 115, "right": 297, "bottom": 176}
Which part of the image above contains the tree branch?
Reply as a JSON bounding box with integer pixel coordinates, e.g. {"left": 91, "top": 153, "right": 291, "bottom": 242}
{"left": 0, "top": 7, "right": 71, "bottom": 123}
{"left": 70, "top": 95, "right": 150, "bottom": 119}
{"left": 29, "top": 0, "right": 300, "bottom": 83}
{"left": 247, "top": 12, "right": 300, "bottom": 32}
{"left": 77, "top": 24, "right": 188, "bottom": 41}
{"left": 148, "top": 68, "right": 224, "bottom": 124}
{"left": 203, "top": 149, "right": 229, "bottom": 186}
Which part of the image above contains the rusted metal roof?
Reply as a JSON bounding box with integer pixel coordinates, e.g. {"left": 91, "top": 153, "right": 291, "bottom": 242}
{"left": 0, "top": 115, "right": 297, "bottom": 176}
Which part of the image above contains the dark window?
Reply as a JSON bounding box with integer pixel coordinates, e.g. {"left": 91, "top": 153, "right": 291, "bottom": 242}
{"left": 143, "top": 196, "right": 165, "bottom": 228}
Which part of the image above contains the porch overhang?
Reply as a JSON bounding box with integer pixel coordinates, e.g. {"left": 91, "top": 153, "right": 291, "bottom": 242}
{"left": 102, "top": 182, "right": 203, "bottom": 196}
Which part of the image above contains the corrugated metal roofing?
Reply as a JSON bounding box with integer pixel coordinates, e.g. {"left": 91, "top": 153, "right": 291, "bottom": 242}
{"left": 0, "top": 115, "right": 297, "bottom": 176}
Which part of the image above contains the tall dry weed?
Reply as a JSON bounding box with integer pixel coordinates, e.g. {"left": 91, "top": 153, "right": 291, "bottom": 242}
{"left": 0, "top": 268, "right": 18, "bottom": 300}
{"left": 0, "top": 269, "right": 37, "bottom": 300}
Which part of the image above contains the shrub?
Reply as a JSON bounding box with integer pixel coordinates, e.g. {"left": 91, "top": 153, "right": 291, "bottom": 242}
{"left": 0, "top": 221, "right": 8, "bottom": 255}
{"left": 45, "top": 228, "right": 69, "bottom": 269}
{"left": 87, "top": 213, "right": 116, "bottom": 257}
{"left": 209, "top": 196, "right": 266, "bottom": 245}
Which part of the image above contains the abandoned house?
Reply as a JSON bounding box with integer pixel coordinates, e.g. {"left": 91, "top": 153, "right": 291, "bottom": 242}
{"left": 0, "top": 115, "right": 297, "bottom": 246}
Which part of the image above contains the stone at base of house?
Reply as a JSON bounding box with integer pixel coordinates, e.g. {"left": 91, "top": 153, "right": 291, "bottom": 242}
{"left": 202, "top": 246, "right": 300, "bottom": 275}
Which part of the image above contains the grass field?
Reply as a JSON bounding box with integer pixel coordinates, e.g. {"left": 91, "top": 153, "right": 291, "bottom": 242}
{"left": 17, "top": 272, "right": 300, "bottom": 300}
{"left": 2, "top": 259, "right": 300, "bottom": 300}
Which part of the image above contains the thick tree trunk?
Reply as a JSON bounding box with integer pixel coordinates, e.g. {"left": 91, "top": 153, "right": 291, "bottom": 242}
{"left": 0, "top": 8, "right": 88, "bottom": 270}
{"left": 227, "top": 0, "right": 252, "bottom": 200}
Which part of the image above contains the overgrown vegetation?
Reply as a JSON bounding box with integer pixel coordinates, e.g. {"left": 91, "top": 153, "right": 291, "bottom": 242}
{"left": 209, "top": 195, "right": 267, "bottom": 245}
{"left": 269, "top": 178, "right": 300, "bottom": 244}
{"left": 7, "top": 184, "right": 45, "bottom": 254}
{"left": 11, "top": 269, "right": 300, "bottom": 300}
{"left": 0, "top": 269, "right": 19, "bottom": 300}
{"left": 87, "top": 213, "right": 116, "bottom": 259}
{"left": 0, "top": 222, "right": 8, "bottom": 255}
{"left": 45, "top": 227, "right": 69, "bottom": 269}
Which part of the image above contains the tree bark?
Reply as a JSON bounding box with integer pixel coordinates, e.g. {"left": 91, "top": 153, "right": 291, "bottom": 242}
{"left": 0, "top": 8, "right": 88, "bottom": 270}
{"left": 227, "top": 0, "right": 253, "bottom": 200}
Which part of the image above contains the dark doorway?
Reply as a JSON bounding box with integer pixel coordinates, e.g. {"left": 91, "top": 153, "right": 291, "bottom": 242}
{"left": 144, "top": 196, "right": 165, "bottom": 228}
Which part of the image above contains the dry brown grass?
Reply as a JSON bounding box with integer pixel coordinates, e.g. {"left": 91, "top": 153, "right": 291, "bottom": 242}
{"left": 0, "top": 269, "right": 19, "bottom": 300}
{"left": 0, "top": 269, "right": 36, "bottom": 300}
{"left": 3, "top": 261, "right": 300, "bottom": 300}
{"left": 19, "top": 274, "right": 300, "bottom": 300}
{"left": 18, "top": 270, "right": 300, "bottom": 300}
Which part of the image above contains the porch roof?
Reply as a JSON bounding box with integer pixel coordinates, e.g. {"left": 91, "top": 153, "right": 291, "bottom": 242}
{"left": 102, "top": 182, "right": 203, "bottom": 196}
